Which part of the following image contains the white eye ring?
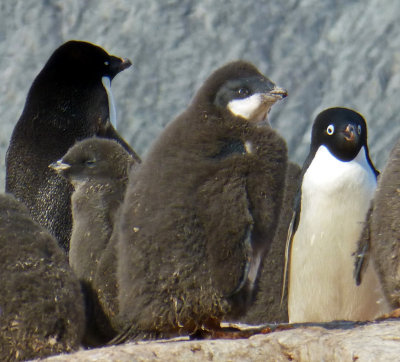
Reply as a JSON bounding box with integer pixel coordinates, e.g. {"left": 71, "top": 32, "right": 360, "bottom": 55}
{"left": 357, "top": 125, "right": 362, "bottom": 135}
{"left": 327, "top": 124, "right": 334, "bottom": 135}
{"left": 104, "top": 61, "right": 109, "bottom": 66}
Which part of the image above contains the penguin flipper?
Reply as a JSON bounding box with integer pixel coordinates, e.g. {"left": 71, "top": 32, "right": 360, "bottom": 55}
{"left": 353, "top": 206, "right": 373, "bottom": 286}
{"left": 281, "top": 189, "right": 301, "bottom": 306}
{"left": 226, "top": 226, "right": 253, "bottom": 298}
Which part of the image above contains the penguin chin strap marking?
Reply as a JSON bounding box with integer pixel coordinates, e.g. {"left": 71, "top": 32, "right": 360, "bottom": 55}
{"left": 101, "top": 76, "right": 117, "bottom": 130}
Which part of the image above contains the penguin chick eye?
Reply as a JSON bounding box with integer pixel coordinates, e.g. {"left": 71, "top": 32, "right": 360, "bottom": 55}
{"left": 357, "top": 125, "right": 362, "bottom": 135}
{"left": 237, "top": 87, "right": 250, "bottom": 97}
{"left": 84, "top": 159, "right": 96, "bottom": 167}
{"left": 326, "top": 124, "right": 335, "bottom": 135}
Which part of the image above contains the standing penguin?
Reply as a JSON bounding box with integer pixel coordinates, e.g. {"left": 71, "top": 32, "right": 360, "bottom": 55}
{"left": 286, "top": 107, "right": 389, "bottom": 323}
{"left": 6, "top": 40, "right": 139, "bottom": 252}
{"left": 0, "top": 193, "right": 85, "bottom": 361}
{"left": 355, "top": 139, "right": 400, "bottom": 309}
{"left": 50, "top": 137, "right": 138, "bottom": 344}
{"left": 114, "top": 61, "right": 288, "bottom": 342}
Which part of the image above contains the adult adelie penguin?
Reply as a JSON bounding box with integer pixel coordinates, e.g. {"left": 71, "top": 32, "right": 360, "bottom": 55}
{"left": 0, "top": 193, "right": 85, "bottom": 361}
{"left": 50, "top": 137, "right": 138, "bottom": 344}
{"left": 285, "top": 107, "right": 389, "bottom": 323}
{"left": 355, "top": 139, "right": 400, "bottom": 309}
{"left": 114, "top": 61, "right": 288, "bottom": 342}
{"left": 6, "top": 40, "right": 139, "bottom": 252}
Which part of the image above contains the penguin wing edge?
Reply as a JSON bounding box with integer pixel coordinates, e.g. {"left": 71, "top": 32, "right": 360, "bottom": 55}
{"left": 353, "top": 206, "right": 373, "bottom": 286}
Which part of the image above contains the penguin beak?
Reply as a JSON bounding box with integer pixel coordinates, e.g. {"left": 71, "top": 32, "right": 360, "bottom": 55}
{"left": 119, "top": 58, "right": 132, "bottom": 71}
{"left": 49, "top": 159, "right": 71, "bottom": 173}
{"left": 259, "top": 86, "right": 287, "bottom": 106}
{"left": 108, "top": 56, "right": 132, "bottom": 79}
{"left": 343, "top": 124, "right": 356, "bottom": 142}
{"left": 268, "top": 86, "right": 288, "bottom": 100}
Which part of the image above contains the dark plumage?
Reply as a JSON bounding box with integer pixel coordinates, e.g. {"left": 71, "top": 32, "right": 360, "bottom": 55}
{"left": 0, "top": 193, "right": 85, "bottom": 361}
{"left": 285, "top": 107, "right": 389, "bottom": 323}
{"left": 6, "top": 40, "right": 139, "bottom": 252}
{"left": 355, "top": 139, "right": 400, "bottom": 309}
{"left": 114, "top": 61, "right": 288, "bottom": 341}
{"left": 240, "top": 161, "right": 301, "bottom": 324}
{"left": 50, "top": 137, "right": 138, "bottom": 344}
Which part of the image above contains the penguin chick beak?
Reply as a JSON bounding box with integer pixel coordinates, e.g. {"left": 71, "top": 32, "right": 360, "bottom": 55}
{"left": 268, "top": 86, "right": 288, "bottom": 100}
{"left": 343, "top": 124, "right": 356, "bottom": 142}
{"left": 258, "top": 87, "right": 288, "bottom": 108}
{"left": 49, "top": 159, "right": 71, "bottom": 174}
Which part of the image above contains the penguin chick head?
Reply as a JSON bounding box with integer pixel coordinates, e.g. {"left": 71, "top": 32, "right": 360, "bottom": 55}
{"left": 311, "top": 107, "right": 369, "bottom": 162}
{"left": 40, "top": 40, "right": 132, "bottom": 84}
{"left": 202, "top": 61, "right": 287, "bottom": 123}
{"left": 49, "top": 137, "right": 134, "bottom": 186}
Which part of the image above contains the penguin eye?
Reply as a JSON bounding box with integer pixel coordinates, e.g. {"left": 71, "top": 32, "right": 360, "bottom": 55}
{"left": 237, "top": 87, "right": 250, "bottom": 97}
{"left": 104, "top": 61, "right": 109, "bottom": 66}
{"left": 326, "top": 124, "right": 335, "bottom": 135}
{"left": 357, "top": 125, "right": 362, "bottom": 135}
{"left": 84, "top": 159, "right": 96, "bottom": 167}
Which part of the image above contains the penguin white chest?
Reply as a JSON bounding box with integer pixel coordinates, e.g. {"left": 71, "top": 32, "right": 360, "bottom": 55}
{"left": 288, "top": 146, "right": 388, "bottom": 322}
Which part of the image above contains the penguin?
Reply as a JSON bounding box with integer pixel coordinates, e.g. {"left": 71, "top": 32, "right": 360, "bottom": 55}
{"left": 0, "top": 193, "right": 85, "bottom": 361}
{"left": 285, "top": 107, "right": 390, "bottom": 323}
{"left": 6, "top": 40, "right": 140, "bottom": 253}
{"left": 113, "top": 60, "right": 288, "bottom": 342}
{"left": 50, "top": 137, "right": 138, "bottom": 344}
{"left": 355, "top": 139, "right": 400, "bottom": 309}
{"left": 239, "top": 161, "right": 301, "bottom": 324}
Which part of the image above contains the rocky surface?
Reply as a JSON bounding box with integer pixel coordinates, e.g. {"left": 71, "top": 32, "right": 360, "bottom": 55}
{"left": 1, "top": 0, "right": 400, "bottom": 191}
{"left": 40, "top": 320, "right": 400, "bottom": 361}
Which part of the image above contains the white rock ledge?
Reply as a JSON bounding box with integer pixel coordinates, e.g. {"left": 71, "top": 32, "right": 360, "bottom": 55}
{"left": 39, "top": 320, "right": 400, "bottom": 362}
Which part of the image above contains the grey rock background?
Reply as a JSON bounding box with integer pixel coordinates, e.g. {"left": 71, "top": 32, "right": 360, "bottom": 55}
{"left": 1, "top": 0, "right": 400, "bottom": 191}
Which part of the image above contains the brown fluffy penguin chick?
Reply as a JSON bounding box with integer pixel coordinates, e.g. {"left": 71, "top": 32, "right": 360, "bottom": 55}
{"left": 50, "top": 137, "right": 138, "bottom": 345}
{"left": 6, "top": 40, "right": 138, "bottom": 253}
{"left": 0, "top": 193, "right": 85, "bottom": 361}
{"left": 114, "top": 61, "right": 288, "bottom": 342}
{"left": 239, "top": 161, "right": 301, "bottom": 324}
{"left": 355, "top": 138, "right": 400, "bottom": 309}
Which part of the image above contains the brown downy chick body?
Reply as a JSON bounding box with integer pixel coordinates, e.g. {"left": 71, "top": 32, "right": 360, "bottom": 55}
{"left": 51, "top": 137, "right": 138, "bottom": 345}
{"left": 115, "top": 61, "right": 288, "bottom": 342}
{"left": 356, "top": 139, "right": 400, "bottom": 309}
{"left": 0, "top": 193, "right": 85, "bottom": 361}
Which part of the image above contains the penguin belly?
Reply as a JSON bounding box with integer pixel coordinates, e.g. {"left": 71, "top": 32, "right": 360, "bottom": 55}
{"left": 288, "top": 147, "right": 389, "bottom": 322}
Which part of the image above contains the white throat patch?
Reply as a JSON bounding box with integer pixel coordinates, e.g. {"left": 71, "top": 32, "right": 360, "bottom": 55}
{"left": 227, "top": 93, "right": 265, "bottom": 120}
{"left": 101, "top": 76, "right": 117, "bottom": 129}
{"left": 303, "top": 145, "right": 376, "bottom": 196}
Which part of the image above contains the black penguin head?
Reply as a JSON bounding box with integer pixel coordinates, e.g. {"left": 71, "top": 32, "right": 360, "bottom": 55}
{"left": 311, "top": 107, "right": 369, "bottom": 162}
{"left": 192, "top": 61, "right": 287, "bottom": 123}
{"left": 42, "top": 40, "right": 132, "bottom": 83}
{"left": 49, "top": 137, "right": 133, "bottom": 184}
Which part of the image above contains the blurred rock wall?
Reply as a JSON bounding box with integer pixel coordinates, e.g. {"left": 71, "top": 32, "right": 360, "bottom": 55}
{"left": 1, "top": 0, "right": 400, "bottom": 190}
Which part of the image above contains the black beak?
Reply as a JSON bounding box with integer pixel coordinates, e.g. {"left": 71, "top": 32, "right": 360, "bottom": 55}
{"left": 108, "top": 56, "right": 132, "bottom": 79}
